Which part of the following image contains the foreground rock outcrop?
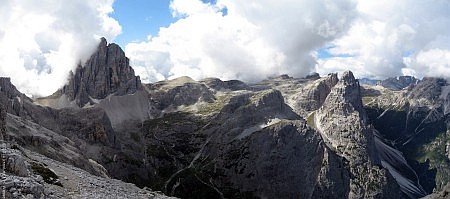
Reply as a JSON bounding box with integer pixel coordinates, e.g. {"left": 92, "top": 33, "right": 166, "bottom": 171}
{"left": 3, "top": 38, "right": 450, "bottom": 199}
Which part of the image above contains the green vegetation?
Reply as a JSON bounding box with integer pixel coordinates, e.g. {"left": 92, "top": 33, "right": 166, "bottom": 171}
{"left": 416, "top": 131, "right": 450, "bottom": 191}
{"left": 31, "top": 162, "right": 63, "bottom": 187}
{"left": 197, "top": 94, "right": 232, "bottom": 115}
{"left": 306, "top": 112, "right": 315, "bottom": 128}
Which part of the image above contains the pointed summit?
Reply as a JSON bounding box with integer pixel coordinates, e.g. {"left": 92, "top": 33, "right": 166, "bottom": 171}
{"left": 58, "top": 37, "right": 142, "bottom": 107}
{"left": 99, "top": 37, "right": 107, "bottom": 46}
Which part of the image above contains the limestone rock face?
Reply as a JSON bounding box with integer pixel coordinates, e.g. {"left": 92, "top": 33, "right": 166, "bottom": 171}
{"left": 215, "top": 120, "right": 324, "bottom": 199}
{"left": 6, "top": 36, "right": 450, "bottom": 199}
{"left": 157, "top": 89, "right": 323, "bottom": 198}
{"left": 314, "top": 71, "right": 402, "bottom": 199}
{"left": 0, "top": 77, "right": 31, "bottom": 117}
{"left": 364, "top": 77, "right": 449, "bottom": 196}
{"left": 201, "top": 78, "right": 249, "bottom": 91}
{"left": 407, "top": 77, "right": 447, "bottom": 105}
{"left": 380, "top": 76, "right": 418, "bottom": 91}
{"left": 146, "top": 77, "right": 215, "bottom": 111}
{"left": 60, "top": 37, "right": 142, "bottom": 107}
{"left": 315, "top": 71, "right": 369, "bottom": 153}
{"left": 292, "top": 73, "right": 339, "bottom": 114}
{"left": 312, "top": 147, "right": 350, "bottom": 198}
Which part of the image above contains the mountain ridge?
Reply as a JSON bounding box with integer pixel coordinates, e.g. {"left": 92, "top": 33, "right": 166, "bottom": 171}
{"left": 1, "top": 38, "right": 449, "bottom": 198}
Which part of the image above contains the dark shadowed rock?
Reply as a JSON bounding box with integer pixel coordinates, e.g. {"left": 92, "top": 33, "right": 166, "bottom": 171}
{"left": 57, "top": 37, "right": 142, "bottom": 107}
{"left": 0, "top": 77, "right": 32, "bottom": 117}
{"left": 423, "top": 183, "right": 450, "bottom": 199}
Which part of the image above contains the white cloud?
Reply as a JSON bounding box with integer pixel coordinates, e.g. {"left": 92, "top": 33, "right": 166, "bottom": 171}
{"left": 0, "top": 0, "right": 121, "bottom": 97}
{"left": 2, "top": 0, "right": 449, "bottom": 97}
{"left": 405, "top": 49, "right": 450, "bottom": 78}
{"left": 126, "top": 0, "right": 357, "bottom": 83}
{"left": 319, "top": 0, "right": 450, "bottom": 79}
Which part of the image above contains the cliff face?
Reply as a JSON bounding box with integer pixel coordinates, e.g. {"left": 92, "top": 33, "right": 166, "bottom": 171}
{"left": 58, "top": 37, "right": 142, "bottom": 107}
{"left": 3, "top": 37, "right": 450, "bottom": 199}
{"left": 364, "top": 77, "right": 450, "bottom": 196}
{"left": 314, "top": 71, "right": 403, "bottom": 199}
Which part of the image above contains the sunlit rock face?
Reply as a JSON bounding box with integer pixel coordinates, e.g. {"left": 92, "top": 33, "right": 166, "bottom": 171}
{"left": 2, "top": 38, "right": 450, "bottom": 199}
{"left": 52, "top": 37, "right": 142, "bottom": 107}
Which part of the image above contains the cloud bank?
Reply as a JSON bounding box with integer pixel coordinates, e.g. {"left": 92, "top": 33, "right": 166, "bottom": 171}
{"left": 317, "top": 0, "right": 450, "bottom": 79}
{"left": 128, "top": 0, "right": 450, "bottom": 83}
{"left": 126, "top": 0, "right": 357, "bottom": 82}
{"left": 0, "top": 0, "right": 120, "bottom": 97}
{"left": 1, "top": 0, "right": 449, "bottom": 96}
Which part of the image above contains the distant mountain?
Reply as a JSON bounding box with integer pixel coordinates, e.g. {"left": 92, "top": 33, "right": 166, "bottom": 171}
{"left": 36, "top": 37, "right": 142, "bottom": 108}
{"left": 379, "top": 76, "right": 419, "bottom": 91}
{"left": 1, "top": 38, "right": 449, "bottom": 198}
{"left": 359, "top": 78, "right": 381, "bottom": 86}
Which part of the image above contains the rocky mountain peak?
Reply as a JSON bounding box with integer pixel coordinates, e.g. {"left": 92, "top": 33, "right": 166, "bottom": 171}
{"left": 0, "top": 77, "right": 32, "bottom": 117}
{"left": 323, "top": 70, "right": 364, "bottom": 115}
{"left": 408, "top": 77, "right": 447, "bottom": 102}
{"left": 58, "top": 37, "right": 142, "bottom": 107}
{"left": 341, "top": 70, "right": 357, "bottom": 85}
{"left": 0, "top": 77, "right": 29, "bottom": 100}
{"left": 379, "top": 76, "right": 418, "bottom": 91}
{"left": 313, "top": 70, "right": 402, "bottom": 198}
{"left": 316, "top": 70, "right": 368, "bottom": 154}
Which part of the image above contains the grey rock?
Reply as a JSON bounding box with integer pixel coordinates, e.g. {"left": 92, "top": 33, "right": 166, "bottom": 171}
{"left": 0, "top": 77, "right": 31, "bottom": 118}
{"left": 216, "top": 120, "right": 324, "bottom": 199}
{"left": 201, "top": 78, "right": 249, "bottom": 91}
{"left": 57, "top": 37, "right": 142, "bottom": 107}
{"left": 407, "top": 77, "right": 447, "bottom": 103}
{"left": 315, "top": 71, "right": 402, "bottom": 199}
{"left": 292, "top": 73, "right": 338, "bottom": 114}
{"left": 146, "top": 76, "right": 215, "bottom": 111}
{"left": 379, "top": 76, "right": 418, "bottom": 91}
{"left": 363, "top": 77, "right": 450, "bottom": 196}
{"left": 312, "top": 147, "right": 350, "bottom": 199}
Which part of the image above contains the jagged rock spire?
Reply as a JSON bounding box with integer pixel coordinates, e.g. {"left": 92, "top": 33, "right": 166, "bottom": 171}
{"left": 314, "top": 70, "right": 401, "bottom": 198}
{"left": 60, "top": 37, "right": 142, "bottom": 107}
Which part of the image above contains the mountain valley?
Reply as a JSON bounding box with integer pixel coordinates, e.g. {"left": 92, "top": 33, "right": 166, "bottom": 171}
{"left": 1, "top": 38, "right": 449, "bottom": 199}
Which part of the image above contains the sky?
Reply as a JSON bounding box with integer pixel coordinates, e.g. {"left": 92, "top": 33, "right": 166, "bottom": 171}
{"left": 0, "top": 0, "right": 449, "bottom": 97}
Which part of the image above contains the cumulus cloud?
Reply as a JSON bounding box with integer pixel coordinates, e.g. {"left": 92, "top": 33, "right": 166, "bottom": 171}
{"left": 319, "top": 0, "right": 450, "bottom": 79}
{"left": 0, "top": 0, "right": 121, "bottom": 97}
{"left": 125, "top": 0, "right": 357, "bottom": 83}
{"left": 127, "top": 0, "right": 450, "bottom": 82}
{"left": 3, "top": 0, "right": 449, "bottom": 97}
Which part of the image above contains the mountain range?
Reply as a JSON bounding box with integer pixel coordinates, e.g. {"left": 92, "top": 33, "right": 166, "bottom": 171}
{"left": 1, "top": 38, "right": 449, "bottom": 199}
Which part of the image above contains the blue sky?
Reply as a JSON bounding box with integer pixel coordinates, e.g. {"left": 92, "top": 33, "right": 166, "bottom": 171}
{"left": 111, "top": 0, "right": 174, "bottom": 47}
{"left": 111, "top": 0, "right": 333, "bottom": 58}
{"left": 111, "top": 0, "right": 220, "bottom": 48}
